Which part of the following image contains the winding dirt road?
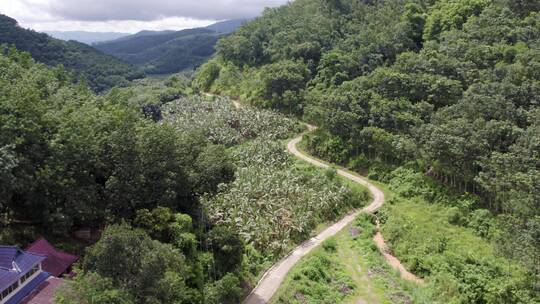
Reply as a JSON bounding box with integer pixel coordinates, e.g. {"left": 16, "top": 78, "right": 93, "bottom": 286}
{"left": 244, "top": 130, "right": 422, "bottom": 304}
{"left": 201, "top": 94, "right": 422, "bottom": 302}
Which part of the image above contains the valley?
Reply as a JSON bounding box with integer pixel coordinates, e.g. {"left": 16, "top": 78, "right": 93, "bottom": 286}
{"left": 0, "top": 0, "right": 539, "bottom": 303}
{"left": 94, "top": 20, "right": 246, "bottom": 74}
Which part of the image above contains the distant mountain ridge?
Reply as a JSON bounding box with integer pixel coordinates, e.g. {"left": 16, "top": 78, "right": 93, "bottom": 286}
{"left": 0, "top": 14, "right": 143, "bottom": 92}
{"left": 205, "top": 19, "right": 248, "bottom": 34}
{"left": 93, "top": 19, "right": 247, "bottom": 74}
{"left": 45, "top": 31, "right": 130, "bottom": 44}
{"left": 44, "top": 19, "right": 246, "bottom": 46}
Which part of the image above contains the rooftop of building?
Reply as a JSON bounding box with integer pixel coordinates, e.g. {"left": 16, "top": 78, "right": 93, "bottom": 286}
{"left": 0, "top": 246, "right": 46, "bottom": 290}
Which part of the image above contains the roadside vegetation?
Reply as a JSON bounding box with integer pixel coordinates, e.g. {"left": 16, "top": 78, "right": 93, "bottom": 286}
{"left": 3, "top": 0, "right": 540, "bottom": 303}
{"left": 272, "top": 214, "right": 422, "bottom": 304}
{"left": 376, "top": 167, "right": 537, "bottom": 303}
{"left": 304, "top": 137, "right": 538, "bottom": 303}
{"left": 162, "top": 95, "right": 369, "bottom": 281}
{"left": 195, "top": 0, "right": 540, "bottom": 302}
{"left": 0, "top": 47, "right": 370, "bottom": 303}
{"left": 204, "top": 138, "right": 368, "bottom": 257}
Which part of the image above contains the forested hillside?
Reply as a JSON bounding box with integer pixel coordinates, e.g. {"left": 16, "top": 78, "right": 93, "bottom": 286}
{"left": 195, "top": 0, "right": 540, "bottom": 302}
{"left": 0, "top": 14, "right": 143, "bottom": 92}
{"left": 94, "top": 20, "right": 246, "bottom": 74}
{"left": 0, "top": 48, "right": 368, "bottom": 303}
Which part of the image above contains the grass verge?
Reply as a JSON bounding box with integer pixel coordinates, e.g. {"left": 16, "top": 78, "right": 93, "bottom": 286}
{"left": 271, "top": 214, "right": 422, "bottom": 304}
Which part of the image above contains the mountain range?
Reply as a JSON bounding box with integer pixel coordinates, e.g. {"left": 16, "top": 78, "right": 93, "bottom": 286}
{"left": 0, "top": 14, "right": 143, "bottom": 92}
{"left": 93, "top": 19, "right": 247, "bottom": 74}
{"left": 46, "top": 19, "right": 245, "bottom": 46}
{"left": 45, "top": 31, "right": 130, "bottom": 44}
{"left": 0, "top": 15, "right": 247, "bottom": 89}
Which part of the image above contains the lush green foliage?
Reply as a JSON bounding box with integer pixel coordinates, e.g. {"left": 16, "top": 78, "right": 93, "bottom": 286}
{"left": 81, "top": 224, "right": 196, "bottom": 304}
{"left": 1, "top": 16, "right": 374, "bottom": 304}
{"left": 273, "top": 214, "right": 422, "bottom": 304}
{"left": 377, "top": 167, "right": 538, "bottom": 303}
{"left": 273, "top": 244, "right": 356, "bottom": 303}
{"left": 55, "top": 210, "right": 246, "bottom": 304}
{"left": 196, "top": 0, "right": 540, "bottom": 301}
{"left": 55, "top": 272, "right": 133, "bottom": 304}
{"left": 162, "top": 95, "right": 367, "bottom": 257}
{"left": 197, "top": 0, "right": 540, "bottom": 223}
{"left": 0, "top": 53, "right": 243, "bottom": 304}
{"left": 204, "top": 139, "right": 368, "bottom": 255}
{"left": 162, "top": 96, "right": 302, "bottom": 146}
{"left": 194, "top": 0, "right": 423, "bottom": 104}
{"left": 0, "top": 14, "right": 143, "bottom": 92}
{"left": 0, "top": 50, "right": 233, "bottom": 238}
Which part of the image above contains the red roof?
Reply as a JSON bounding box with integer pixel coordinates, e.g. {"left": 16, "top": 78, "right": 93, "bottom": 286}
{"left": 26, "top": 238, "right": 78, "bottom": 277}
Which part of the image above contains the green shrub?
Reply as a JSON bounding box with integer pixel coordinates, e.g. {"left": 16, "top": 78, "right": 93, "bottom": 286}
{"left": 304, "top": 130, "right": 352, "bottom": 164}
{"left": 55, "top": 272, "right": 134, "bottom": 304}
{"left": 348, "top": 154, "right": 370, "bottom": 172}
{"left": 274, "top": 253, "right": 355, "bottom": 304}
{"left": 467, "top": 209, "right": 496, "bottom": 239}
{"left": 322, "top": 238, "right": 337, "bottom": 252}
{"left": 193, "top": 59, "right": 221, "bottom": 92}
{"left": 366, "top": 163, "right": 393, "bottom": 182}
{"left": 324, "top": 167, "right": 337, "bottom": 180}
{"left": 447, "top": 206, "right": 467, "bottom": 225}
{"left": 204, "top": 273, "right": 243, "bottom": 304}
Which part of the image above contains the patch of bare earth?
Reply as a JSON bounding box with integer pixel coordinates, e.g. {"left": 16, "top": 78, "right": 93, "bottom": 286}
{"left": 373, "top": 222, "right": 424, "bottom": 284}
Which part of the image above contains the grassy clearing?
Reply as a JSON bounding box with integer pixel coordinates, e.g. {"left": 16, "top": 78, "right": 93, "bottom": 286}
{"left": 379, "top": 196, "right": 534, "bottom": 303}
{"left": 271, "top": 214, "right": 421, "bottom": 304}
{"left": 298, "top": 135, "right": 536, "bottom": 303}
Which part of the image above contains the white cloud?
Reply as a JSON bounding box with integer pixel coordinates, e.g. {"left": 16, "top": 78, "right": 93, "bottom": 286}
{"left": 0, "top": 0, "right": 287, "bottom": 33}
{"left": 47, "top": 0, "right": 287, "bottom": 21}
{"left": 16, "top": 17, "right": 216, "bottom": 34}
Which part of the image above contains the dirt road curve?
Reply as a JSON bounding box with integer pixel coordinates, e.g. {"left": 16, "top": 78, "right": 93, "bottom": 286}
{"left": 200, "top": 94, "right": 422, "bottom": 302}
{"left": 244, "top": 131, "right": 421, "bottom": 304}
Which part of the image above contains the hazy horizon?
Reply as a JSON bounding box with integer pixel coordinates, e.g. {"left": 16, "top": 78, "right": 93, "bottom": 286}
{"left": 0, "top": 0, "right": 287, "bottom": 34}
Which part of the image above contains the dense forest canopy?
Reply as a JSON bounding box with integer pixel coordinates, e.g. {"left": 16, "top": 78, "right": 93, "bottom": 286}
{"left": 1, "top": 46, "right": 361, "bottom": 303}
{"left": 1, "top": 0, "right": 540, "bottom": 302}
{"left": 0, "top": 49, "right": 248, "bottom": 303}
{"left": 0, "top": 14, "right": 143, "bottom": 92}
{"left": 195, "top": 0, "right": 540, "bottom": 301}
{"left": 195, "top": 0, "right": 540, "bottom": 238}
{"left": 0, "top": 48, "right": 232, "bottom": 234}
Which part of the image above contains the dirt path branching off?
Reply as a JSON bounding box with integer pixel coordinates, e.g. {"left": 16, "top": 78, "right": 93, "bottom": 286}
{"left": 245, "top": 131, "right": 422, "bottom": 304}
{"left": 201, "top": 94, "right": 422, "bottom": 303}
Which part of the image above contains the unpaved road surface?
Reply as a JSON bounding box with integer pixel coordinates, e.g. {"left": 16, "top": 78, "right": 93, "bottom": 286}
{"left": 200, "top": 94, "right": 422, "bottom": 302}
{"left": 244, "top": 131, "right": 421, "bottom": 304}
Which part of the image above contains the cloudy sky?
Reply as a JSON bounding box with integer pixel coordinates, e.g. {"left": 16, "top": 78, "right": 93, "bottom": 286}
{"left": 0, "top": 0, "right": 288, "bottom": 33}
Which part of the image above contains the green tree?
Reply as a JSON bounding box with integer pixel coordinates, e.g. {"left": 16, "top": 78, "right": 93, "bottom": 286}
{"left": 258, "top": 60, "right": 310, "bottom": 112}
{"left": 208, "top": 226, "right": 245, "bottom": 278}
{"left": 423, "top": 0, "right": 490, "bottom": 41}
{"left": 204, "top": 273, "right": 243, "bottom": 304}
{"left": 55, "top": 272, "right": 134, "bottom": 304}
{"left": 82, "top": 224, "right": 199, "bottom": 304}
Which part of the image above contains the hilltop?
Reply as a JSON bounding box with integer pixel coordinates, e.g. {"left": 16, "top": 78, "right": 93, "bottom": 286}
{"left": 45, "top": 31, "right": 130, "bottom": 44}
{"left": 0, "top": 14, "right": 143, "bottom": 92}
{"left": 94, "top": 19, "right": 247, "bottom": 74}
